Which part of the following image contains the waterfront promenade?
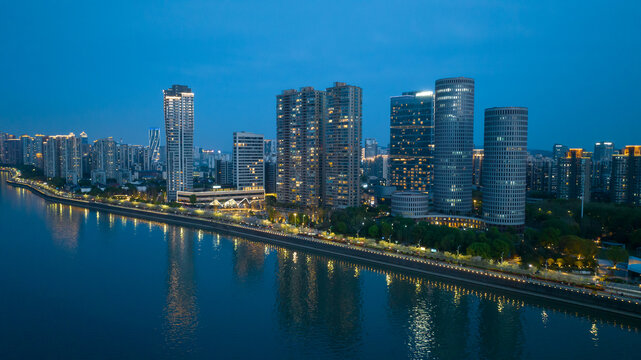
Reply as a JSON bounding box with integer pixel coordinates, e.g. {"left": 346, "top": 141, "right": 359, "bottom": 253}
{"left": 3, "top": 169, "right": 641, "bottom": 319}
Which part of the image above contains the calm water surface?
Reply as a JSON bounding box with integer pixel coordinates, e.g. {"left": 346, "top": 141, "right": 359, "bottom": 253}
{"left": 0, "top": 172, "right": 639, "bottom": 359}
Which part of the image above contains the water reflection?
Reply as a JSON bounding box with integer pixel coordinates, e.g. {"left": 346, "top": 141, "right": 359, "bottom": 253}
{"left": 275, "top": 251, "right": 363, "bottom": 353}
{"left": 163, "top": 226, "right": 198, "bottom": 354}
{"left": 2, "top": 170, "right": 640, "bottom": 359}
{"left": 232, "top": 238, "right": 266, "bottom": 281}
{"left": 45, "top": 203, "right": 81, "bottom": 252}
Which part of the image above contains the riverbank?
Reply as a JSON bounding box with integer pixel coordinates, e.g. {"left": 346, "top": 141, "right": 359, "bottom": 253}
{"left": 4, "top": 172, "right": 641, "bottom": 319}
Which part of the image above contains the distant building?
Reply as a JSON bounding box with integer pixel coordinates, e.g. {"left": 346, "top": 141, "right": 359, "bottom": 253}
{"left": 323, "top": 82, "right": 362, "bottom": 208}
{"left": 264, "top": 159, "right": 277, "bottom": 194}
{"left": 551, "top": 144, "right": 569, "bottom": 194}
{"left": 558, "top": 148, "right": 591, "bottom": 201}
{"left": 164, "top": 85, "right": 194, "bottom": 201}
{"left": 472, "top": 149, "right": 484, "bottom": 187}
{"left": 215, "top": 158, "right": 233, "bottom": 187}
{"left": 592, "top": 141, "right": 615, "bottom": 194}
{"left": 482, "top": 107, "right": 528, "bottom": 230}
{"left": 43, "top": 133, "right": 82, "bottom": 184}
{"left": 364, "top": 138, "right": 378, "bottom": 159}
{"left": 91, "top": 137, "right": 117, "bottom": 183}
{"left": 434, "top": 77, "right": 474, "bottom": 215}
{"left": 610, "top": 146, "right": 641, "bottom": 205}
{"left": 527, "top": 154, "right": 553, "bottom": 193}
{"left": 149, "top": 127, "right": 161, "bottom": 167}
{"left": 389, "top": 91, "right": 434, "bottom": 194}
{"left": 3, "top": 138, "right": 22, "bottom": 166}
{"left": 233, "top": 132, "right": 264, "bottom": 190}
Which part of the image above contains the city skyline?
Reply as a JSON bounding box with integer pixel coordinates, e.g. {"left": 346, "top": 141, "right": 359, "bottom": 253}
{"left": 1, "top": 2, "right": 640, "bottom": 150}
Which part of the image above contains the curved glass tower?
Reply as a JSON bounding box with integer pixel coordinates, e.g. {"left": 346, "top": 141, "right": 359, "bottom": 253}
{"left": 482, "top": 107, "right": 528, "bottom": 230}
{"left": 433, "top": 77, "right": 474, "bottom": 215}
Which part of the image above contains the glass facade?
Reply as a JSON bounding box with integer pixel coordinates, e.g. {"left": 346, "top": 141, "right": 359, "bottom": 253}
{"left": 482, "top": 107, "right": 528, "bottom": 229}
{"left": 433, "top": 77, "right": 474, "bottom": 215}
{"left": 389, "top": 91, "right": 434, "bottom": 194}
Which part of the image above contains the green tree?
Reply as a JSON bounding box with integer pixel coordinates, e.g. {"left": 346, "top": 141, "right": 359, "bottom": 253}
{"left": 189, "top": 194, "right": 197, "bottom": 205}
{"left": 368, "top": 224, "right": 379, "bottom": 239}
{"left": 466, "top": 242, "right": 492, "bottom": 258}
{"left": 380, "top": 222, "right": 392, "bottom": 239}
{"left": 606, "top": 247, "right": 629, "bottom": 269}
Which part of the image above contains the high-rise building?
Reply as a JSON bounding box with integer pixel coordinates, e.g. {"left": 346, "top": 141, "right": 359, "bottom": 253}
{"left": 149, "top": 127, "right": 161, "bottom": 166}
{"left": 233, "top": 132, "right": 264, "bottom": 190}
{"left": 3, "top": 138, "right": 22, "bottom": 166}
{"left": 33, "top": 134, "right": 46, "bottom": 170}
{"left": 482, "top": 107, "right": 528, "bottom": 230}
{"left": 527, "top": 153, "right": 553, "bottom": 193}
{"left": 276, "top": 87, "right": 325, "bottom": 207}
{"left": 551, "top": 144, "right": 569, "bottom": 194}
{"left": 42, "top": 133, "right": 82, "bottom": 184}
{"left": 472, "top": 149, "right": 484, "bottom": 187}
{"left": 43, "top": 136, "right": 62, "bottom": 178}
{"left": 592, "top": 141, "right": 615, "bottom": 194}
{"left": 264, "top": 139, "right": 277, "bottom": 161}
{"left": 610, "top": 146, "right": 641, "bottom": 205}
{"left": 558, "top": 148, "right": 591, "bottom": 200}
{"left": 433, "top": 77, "right": 474, "bottom": 215}
{"left": 215, "top": 158, "right": 233, "bottom": 187}
{"left": 323, "top": 82, "right": 363, "bottom": 208}
{"left": 264, "top": 159, "right": 277, "bottom": 194}
{"left": 92, "top": 137, "right": 117, "bottom": 183}
{"left": 389, "top": 91, "right": 434, "bottom": 194}
{"left": 21, "top": 135, "right": 34, "bottom": 166}
{"left": 364, "top": 138, "right": 379, "bottom": 159}
{"left": 164, "top": 85, "right": 194, "bottom": 201}
{"left": 60, "top": 133, "right": 82, "bottom": 184}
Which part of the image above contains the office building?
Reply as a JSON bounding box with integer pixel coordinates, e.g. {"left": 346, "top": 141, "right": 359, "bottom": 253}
{"left": 164, "top": 85, "right": 194, "bottom": 201}
{"left": 276, "top": 87, "right": 325, "bottom": 207}
{"left": 389, "top": 91, "right": 434, "bottom": 193}
{"left": 323, "top": 82, "right": 362, "bottom": 208}
{"left": 233, "top": 132, "right": 264, "bottom": 190}
{"left": 433, "top": 77, "right": 474, "bottom": 214}
{"left": 482, "top": 107, "right": 528, "bottom": 230}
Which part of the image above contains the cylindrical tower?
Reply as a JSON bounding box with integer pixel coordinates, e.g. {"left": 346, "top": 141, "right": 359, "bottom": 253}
{"left": 482, "top": 107, "right": 528, "bottom": 230}
{"left": 433, "top": 77, "right": 474, "bottom": 214}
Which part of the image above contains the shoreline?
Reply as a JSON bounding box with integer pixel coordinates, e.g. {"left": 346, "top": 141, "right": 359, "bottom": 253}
{"left": 4, "top": 174, "right": 641, "bottom": 319}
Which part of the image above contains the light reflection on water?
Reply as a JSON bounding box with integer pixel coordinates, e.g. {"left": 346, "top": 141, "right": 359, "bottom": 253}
{"left": 1, "top": 172, "right": 640, "bottom": 359}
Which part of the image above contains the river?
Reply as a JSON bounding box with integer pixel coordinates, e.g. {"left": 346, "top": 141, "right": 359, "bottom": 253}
{"left": 0, "top": 172, "right": 638, "bottom": 359}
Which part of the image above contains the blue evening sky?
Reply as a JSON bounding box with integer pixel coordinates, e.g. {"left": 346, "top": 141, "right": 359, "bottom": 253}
{"left": 1, "top": 1, "right": 639, "bottom": 152}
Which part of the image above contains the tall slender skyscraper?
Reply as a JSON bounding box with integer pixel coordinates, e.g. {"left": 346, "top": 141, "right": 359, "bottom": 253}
{"left": 276, "top": 87, "right": 325, "bottom": 207}
{"left": 323, "top": 82, "right": 362, "bottom": 208}
{"left": 149, "top": 127, "right": 161, "bottom": 166}
{"left": 482, "top": 107, "right": 528, "bottom": 230}
{"left": 433, "top": 77, "right": 474, "bottom": 215}
{"left": 164, "top": 85, "right": 194, "bottom": 202}
{"left": 233, "top": 132, "right": 264, "bottom": 190}
{"left": 389, "top": 91, "right": 434, "bottom": 194}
